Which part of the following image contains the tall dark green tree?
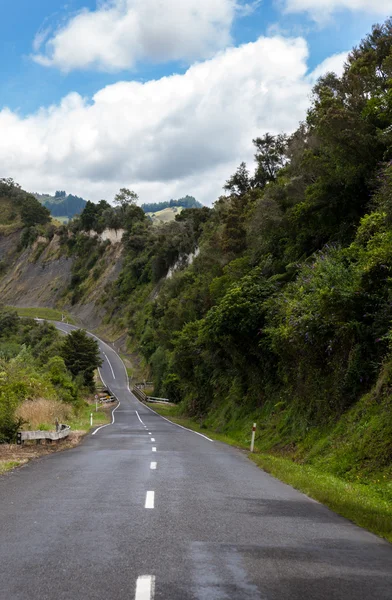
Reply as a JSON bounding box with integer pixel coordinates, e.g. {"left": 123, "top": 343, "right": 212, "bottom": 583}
{"left": 60, "top": 330, "right": 102, "bottom": 390}
{"left": 19, "top": 195, "right": 51, "bottom": 226}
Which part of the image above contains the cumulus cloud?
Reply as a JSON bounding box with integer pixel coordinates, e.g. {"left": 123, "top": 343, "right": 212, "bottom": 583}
{"left": 283, "top": 0, "right": 392, "bottom": 21}
{"left": 32, "top": 0, "right": 257, "bottom": 72}
{"left": 308, "top": 51, "right": 348, "bottom": 82}
{"left": 1, "top": 36, "right": 339, "bottom": 206}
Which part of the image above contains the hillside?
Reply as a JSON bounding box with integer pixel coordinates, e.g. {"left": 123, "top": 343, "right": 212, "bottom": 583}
{"left": 34, "top": 191, "right": 87, "bottom": 221}
{"left": 0, "top": 21, "right": 392, "bottom": 536}
{"left": 141, "top": 195, "right": 202, "bottom": 213}
{"left": 146, "top": 206, "right": 183, "bottom": 224}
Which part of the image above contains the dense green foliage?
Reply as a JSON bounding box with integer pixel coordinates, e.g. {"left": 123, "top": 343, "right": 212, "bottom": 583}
{"left": 35, "top": 190, "right": 87, "bottom": 219}
{"left": 60, "top": 329, "right": 102, "bottom": 389}
{"left": 95, "top": 21, "right": 392, "bottom": 483}
{"left": 0, "top": 308, "right": 81, "bottom": 442}
{"left": 142, "top": 196, "right": 202, "bottom": 213}
{"left": 0, "top": 179, "right": 51, "bottom": 229}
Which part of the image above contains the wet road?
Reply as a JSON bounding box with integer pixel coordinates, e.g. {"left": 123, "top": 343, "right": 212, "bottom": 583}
{"left": 0, "top": 322, "right": 391, "bottom": 599}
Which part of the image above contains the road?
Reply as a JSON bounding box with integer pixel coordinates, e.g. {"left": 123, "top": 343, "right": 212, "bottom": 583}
{"left": 0, "top": 322, "right": 391, "bottom": 599}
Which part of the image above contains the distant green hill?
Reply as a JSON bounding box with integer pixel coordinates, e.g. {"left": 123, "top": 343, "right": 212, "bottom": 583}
{"left": 34, "top": 191, "right": 87, "bottom": 221}
{"left": 141, "top": 195, "right": 202, "bottom": 213}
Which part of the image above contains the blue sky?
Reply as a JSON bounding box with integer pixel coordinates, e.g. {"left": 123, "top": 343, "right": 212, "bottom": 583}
{"left": 0, "top": 0, "right": 379, "bottom": 114}
{"left": 0, "top": 1, "right": 391, "bottom": 203}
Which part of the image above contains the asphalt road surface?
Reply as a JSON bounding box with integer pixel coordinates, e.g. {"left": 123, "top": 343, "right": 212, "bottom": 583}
{"left": 0, "top": 322, "right": 391, "bottom": 600}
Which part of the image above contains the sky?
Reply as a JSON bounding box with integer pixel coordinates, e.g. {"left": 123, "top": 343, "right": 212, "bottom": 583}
{"left": 0, "top": 1, "right": 391, "bottom": 206}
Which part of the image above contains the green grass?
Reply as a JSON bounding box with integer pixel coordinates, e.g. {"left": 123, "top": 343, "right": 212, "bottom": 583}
{"left": 0, "top": 198, "right": 22, "bottom": 234}
{"left": 146, "top": 402, "right": 249, "bottom": 446}
{"left": 68, "top": 403, "right": 111, "bottom": 431}
{"left": 146, "top": 206, "right": 183, "bottom": 224}
{"left": 148, "top": 402, "right": 392, "bottom": 543}
{"left": 251, "top": 454, "right": 392, "bottom": 542}
{"left": 0, "top": 461, "right": 24, "bottom": 474}
{"left": 9, "top": 306, "right": 77, "bottom": 325}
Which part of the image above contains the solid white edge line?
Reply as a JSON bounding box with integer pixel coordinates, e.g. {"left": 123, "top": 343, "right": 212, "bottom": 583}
{"left": 145, "top": 491, "right": 155, "bottom": 509}
{"left": 135, "top": 575, "right": 155, "bottom": 600}
{"left": 92, "top": 401, "right": 121, "bottom": 435}
{"left": 98, "top": 368, "right": 106, "bottom": 388}
{"left": 103, "top": 352, "right": 116, "bottom": 379}
{"left": 135, "top": 410, "right": 144, "bottom": 425}
{"left": 142, "top": 403, "right": 214, "bottom": 442}
{"left": 52, "top": 322, "right": 213, "bottom": 442}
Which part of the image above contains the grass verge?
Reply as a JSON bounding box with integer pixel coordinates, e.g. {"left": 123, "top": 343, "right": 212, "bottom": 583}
{"left": 148, "top": 402, "right": 392, "bottom": 543}
{"left": 9, "top": 306, "right": 77, "bottom": 325}
{"left": 0, "top": 402, "right": 113, "bottom": 477}
{"left": 68, "top": 402, "right": 112, "bottom": 431}
{"left": 0, "top": 460, "right": 26, "bottom": 474}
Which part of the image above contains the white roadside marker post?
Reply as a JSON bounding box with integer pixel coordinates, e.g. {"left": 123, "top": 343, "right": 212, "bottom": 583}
{"left": 90, "top": 413, "right": 93, "bottom": 427}
{"left": 250, "top": 423, "right": 256, "bottom": 453}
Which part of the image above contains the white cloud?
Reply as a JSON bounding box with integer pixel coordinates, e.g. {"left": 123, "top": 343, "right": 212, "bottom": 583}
{"left": 2, "top": 36, "right": 316, "bottom": 206}
{"left": 284, "top": 0, "right": 392, "bottom": 21}
{"left": 308, "top": 51, "right": 348, "bottom": 82}
{"left": 32, "top": 0, "right": 255, "bottom": 72}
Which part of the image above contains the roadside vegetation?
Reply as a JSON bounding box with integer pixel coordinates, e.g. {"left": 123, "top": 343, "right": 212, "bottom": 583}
{"left": 0, "top": 307, "right": 102, "bottom": 444}
{"left": 149, "top": 402, "right": 392, "bottom": 542}
{"left": 120, "top": 20, "right": 392, "bottom": 515}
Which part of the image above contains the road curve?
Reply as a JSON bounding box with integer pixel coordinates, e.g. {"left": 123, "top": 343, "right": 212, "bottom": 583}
{"left": 0, "top": 323, "right": 391, "bottom": 600}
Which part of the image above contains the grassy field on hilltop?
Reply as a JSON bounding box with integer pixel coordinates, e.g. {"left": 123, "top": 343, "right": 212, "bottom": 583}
{"left": 146, "top": 206, "right": 183, "bottom": 224}
{"left": 9, "top": 306, "right": 77, "bottom": 325}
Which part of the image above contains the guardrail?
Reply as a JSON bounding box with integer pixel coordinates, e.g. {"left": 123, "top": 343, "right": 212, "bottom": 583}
{"left": 132, "top": 386, "right": 147, "bottom": 402}
{"left": 134, "top": 382, "right": 154, "bottom": 390}
{"left": 147, "top": 397, "right": 170, "bottom": 403}
{"left": 131, "top": 387, "right": 170, "bottom": 404}
{"left": 17, "top": 424, "right": 70, "bottom": 445}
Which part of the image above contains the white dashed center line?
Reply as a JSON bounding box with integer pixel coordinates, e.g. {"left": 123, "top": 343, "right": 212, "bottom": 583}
{"left": 152, "top": 447, "right": 156, "bottom": 452}
{"left": 150, "top": 462, "right": 157, "bottom": 470}
{"left": 135, "top": 575, "right": 155, "bottom": 599}
{"left": 151, "top": 438, "right": 155, "bottom": 442}
{"left": 145, "top": 491, "right": 155, "bottom": 509}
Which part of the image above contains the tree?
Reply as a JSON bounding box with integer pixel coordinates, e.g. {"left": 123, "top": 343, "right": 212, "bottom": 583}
{"left": 224, "top": 162, "right": 252, "bottom": 197}
{"left": 114, "top": 188, "right": 139, "bottom": 210}
{"left": 19, "top": 195, "right": 51, "bottom": 227}
{"left": 0, "top": 308, "right": 18, "bottom": 338}
{"left": 252, "top": 133, "right": 287, "bottom": 189}
{"left": 79, "top": 200, "right": 98, "bottom": 231}
{"left": 60, "top": 330, "right": 102, "bottom": 389}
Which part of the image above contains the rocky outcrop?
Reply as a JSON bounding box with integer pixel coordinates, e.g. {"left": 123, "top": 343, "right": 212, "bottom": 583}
{"left": 0, "top": 234, "right": 72, "bottom": 308}
{"left": 0, "top": 231, "right": 124, "bottom": 329}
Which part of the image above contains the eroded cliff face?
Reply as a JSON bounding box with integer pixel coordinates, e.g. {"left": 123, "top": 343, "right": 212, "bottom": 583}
{"left": 0, "top": 230, "right": 124, "bottom": 329}
{"left": 0, "top": 233, "right": 72, "bottom": 308}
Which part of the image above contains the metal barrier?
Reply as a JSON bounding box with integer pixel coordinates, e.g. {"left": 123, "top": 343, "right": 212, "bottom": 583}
{"left": 132, "top": 386, "right": 147, "bottom": 402}
{"left": 147, "top": 397, "right": 170, "bottom": 403}
{"left": 131, "top": 387, "right": 170, "bottom": 404}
